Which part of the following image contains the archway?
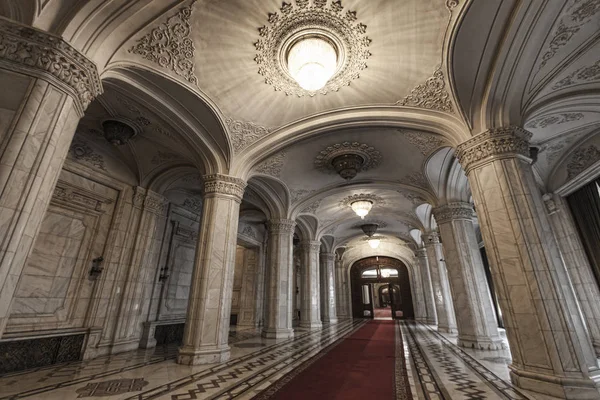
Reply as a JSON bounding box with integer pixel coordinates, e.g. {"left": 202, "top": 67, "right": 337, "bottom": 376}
{"left": 350, "top": 256, "right": 414, "bottom": 320}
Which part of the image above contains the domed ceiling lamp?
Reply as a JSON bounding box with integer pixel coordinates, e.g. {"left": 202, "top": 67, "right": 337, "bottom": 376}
{"left": 332, "top": 153, "right": 365, "bottom": 180}
{"left": 102, "top": 119, "right": 137, "bottom": 146}
{"left": 287, "top": 36, "right": 337, "bottom": 91}
{"left": 361, "top": 223, "right": 380, "bottom": 249}
{"left": 351, "top": 200, "right": 373, "bottom": 219}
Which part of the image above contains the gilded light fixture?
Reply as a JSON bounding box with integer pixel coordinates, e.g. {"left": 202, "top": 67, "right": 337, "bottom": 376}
{"left": 351, "top": 200, "right": 373, "bottom": 219}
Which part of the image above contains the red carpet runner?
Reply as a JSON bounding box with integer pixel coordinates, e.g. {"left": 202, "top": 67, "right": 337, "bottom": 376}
{"left": 253, "top": 320, "right": 410, "bottom": 400}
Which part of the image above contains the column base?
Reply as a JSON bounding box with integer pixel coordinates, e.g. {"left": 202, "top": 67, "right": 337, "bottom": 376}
{"left": 438, "top": 326, "right": 458, "bottom": 334}
{"left": 323, "top": 318, "right": 338, "bottom": 324}
{"left": 510, "top": 366, "right": 600, "bottom": 400}
{"left": 261, "top": 328, "right": 294, "bottom": 339}
{"left": 177, "top": 345, "right": 230, "bottom": 365}
{"left": 458, "top": 336, "right": 504, "bottom": 350}
{"left": 300, "top": 321, "right": 323, "bottom": 330}
{"left": 592, "top": 339, "right": 600, "bottom": 358}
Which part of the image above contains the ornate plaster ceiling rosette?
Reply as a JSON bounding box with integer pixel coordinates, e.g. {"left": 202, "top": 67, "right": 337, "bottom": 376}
{"left": 340, "top": 193, "right": 386, "bottom": 209}
{"left": 254, "top": 0, "right": 372, "bottom": 97}
{"left": 315, "top": 142, "right": 382, "bottom": 174}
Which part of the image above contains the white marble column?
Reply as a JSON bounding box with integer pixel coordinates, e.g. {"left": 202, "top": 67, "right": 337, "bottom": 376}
{"left": 416, "top": 248, "right": 437, "bottom": 324}
{"left": 433, "top": 203, "right": 502, "bottom": 350}
{"left": 262, "top": 219, "right": 295, "bottom": 339}
{"left": 410, "top": 255, "right": 427, "bottom": 323}
{"left": 0, "top": 21, "right": 102, "bottom": 337}
{"left": 457, "top": 127, "right": 600, "bottom": 399}
{"left": 425, "top": 232, "right": 457, "bottom": 333}
{"left": 320, "top": 252, "right": 337, "bottom": 323}
{"left": 334, "top": 251, "right": 351, "bottom": 319}
{"left": 543, "top": 193, "right": 600, "bottom": 356}
{"left": 300, "top": 241, "right": 322, "bottom": 330}
{"left": 177, "top": 174, "right": 246, "bottom": 365}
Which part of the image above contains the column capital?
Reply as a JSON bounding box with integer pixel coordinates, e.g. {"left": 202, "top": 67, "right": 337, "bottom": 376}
{"left": 432, "top": 202, "right": 475, "bottom": 225}
{"left": 300, "top": 240, "right": 321, "bottom": 252}
{"left": 267, "top": 219, "right": 296, "bottom": 234}
{"left": 542, "top": 193, "right": 559, "bottom": 215}
{"left": 455, "top": 126, "right": 532, "bottom": 173}
{"left": 416, "top": 247, "right": 428, "bottom": 258}
{"left": 425, "top": 231, "right": 441, "bottom": 244}
{"left": 203, "top": 174, "right": 246, "bottom": 202}
{"left": 0, "top": 19, "right": 102, "bottom": 112}
{"left": 320, "top": 252, "right": 335, "bottom": 262}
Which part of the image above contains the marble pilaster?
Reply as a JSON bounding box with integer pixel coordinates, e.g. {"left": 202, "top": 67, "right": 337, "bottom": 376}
{"left": 177, "top": 174, "right": 246, "bottom": 365}
{"left": 334, "top": 252, "right": 351, "bottom": 319}
{"left": 320, "top": 252, "right": 337, "bottom": 323}
{"left": 262, "top": 219, "right": 295, "bottom": 339}
{"left": 416, "top": 248, "right": 437, "bottom": 324}
{"left": 457, "top": 126, "right": 600, "bottom": 399}
{"left": 543, "top": 193, "right": 600, "bottom": 356}
{"left": 425, "top": 233, "right": 457, "bottom": 333}
{"left": 433, "top": 202, "right": 502, "bottom": 350}
{"left": 299, "top": 241, "right": 322, "bottom": 330}
{"left": 0, "top": 20, "right": 101, "bottom": 337}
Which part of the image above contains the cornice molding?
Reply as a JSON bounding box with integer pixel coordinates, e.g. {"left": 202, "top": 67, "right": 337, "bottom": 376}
{"left": 455, "top": 126, "right": 532, "bottom": 173}
{"left": 0, "top": 18, "right": 102, "bottom": 112}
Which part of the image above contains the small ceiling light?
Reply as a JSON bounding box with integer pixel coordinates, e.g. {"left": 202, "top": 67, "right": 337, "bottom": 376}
{"left": 287, "top": 36, "right": 337, "bottom": 91}
{"left": 368, "top": 238, "right": 381, "bottom": 249}
{"left": 361, "top": 223, "right": 379, "bottom": 237}
{"left": 380, "top": 268, "right": 390, "bottom": 278}
{"left": 351, "top": 200, "right": 373, "bottom": 219}
{"left": 332, "top": 153, "right": 365, "bottom": 180}
{"left": 102, "top": 119, "right": 137, "bottom": 146}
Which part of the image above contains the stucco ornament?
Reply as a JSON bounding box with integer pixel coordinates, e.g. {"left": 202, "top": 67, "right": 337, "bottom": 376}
{"left": 314, "top": 142, "right": 382, "bottom": 174}
{"left": 525, "top": 113, "right": 584, "bottom": 129}
{"left": 227, "top": 118, "right": 272, "bottom": 154}
{"left": 396, "top": 66, "right": 454, "bottom": 113}
{"left": 129, "top": 2, "right": 199, "bottom": 86}
{"left": 255, "top": 152, "right": 287, "bottom": 178}
{"left": 566, "top": 145, "right": 600, "bottom": 179}
{"left": 401, "top": 130, "right": 448, "bottom": 156}
{"left": 254, "top": 0, "right": 372, "bottom": 97}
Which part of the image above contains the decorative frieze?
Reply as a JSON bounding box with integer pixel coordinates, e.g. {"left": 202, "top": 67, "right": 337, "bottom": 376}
{"left": 203, "top": 174, "right": 246, "bottom": 201}
{"left": 52, "top": 181, "right": 114, "bottom": 212}
{"left": 129, "top": 2, "right": 199, "bottom": 85}
{"left": 0, "top": 20, "right": 102, "bottom": 110}
{"left": 566, "top": 145, "right": 600, "bottom": 179}
{"left": 432, "top": 202, "right": 474, "bottom": 225}
{"left": 267, "top": 219, "right": 296, "bottom": 234}
{"left": 396, "top": 66, "right": 454, "bottom": 113}
{"left": 455, "top": 126, "right": 532, "bottom": 173}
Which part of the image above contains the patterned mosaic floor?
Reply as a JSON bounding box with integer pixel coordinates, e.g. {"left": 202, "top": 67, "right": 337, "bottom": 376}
{"left": 0, "top": 321, "right": 546, "bottom": 400}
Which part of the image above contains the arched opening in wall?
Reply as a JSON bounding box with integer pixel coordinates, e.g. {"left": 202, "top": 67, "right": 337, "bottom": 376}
{"left": 350, "top": 256, "right": 414, "bottom": 320}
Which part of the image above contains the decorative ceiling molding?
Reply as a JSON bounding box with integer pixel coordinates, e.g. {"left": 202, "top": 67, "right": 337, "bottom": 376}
{"left": 395, "top": 66, "right": 454, "bottom": 113}
{"left": 254, "top": 0, "right": 371, "bottom": 97}
{"left": 552, "top": 58, "right": 600, "bottom": 90}
{"left": 399, "top": 172, "right": 429, "bottom": 188}
{"left": 536, "top": 0, "right": 600, "bottom": 73}
{"left": 69, "top": 140, "right": 107, "bottom": 171}
{"left": 398, "top": 211, "right": 419, "bottom": 222}
{"left": 151, "top": 151, "right": 180, "bottom": 165}
{"left": 340, "top": 193, "right": 386, "bottom": 208}
{"left": 129, "top": 1, "right": 199, "bottom": 86}
{"left": 301, "top": 199, "right": 322, "bottom": 214}
{"left": 290, "top": 189, "right": 317, "bottom": 203}
{"left": 401, "top": 130, "right": 448, "bottom": 156}
{"left": 182, "top": 197, "right": 203, "bottom": 214}
{"left": 314, "top": 142, "right": 382, "bottom": 173}
{"left": 567, "top": 144, "right": 600, "bottom": 179}
{"left": 398, "top": 191, "right": 426, "bottom": 205}
{"left": 115, "top": 96, "right": 180, "bottom": 143}
{"left": 525, "top": 112, "right": 584, "bottom": 129}
{"left": 226, "top": 117, "right": 272, "bottom": 154}
{"left": 254, "top": 152, "right": 287, "bottom": 178}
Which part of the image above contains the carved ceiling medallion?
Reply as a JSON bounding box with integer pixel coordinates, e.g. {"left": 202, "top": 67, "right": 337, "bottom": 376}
{"left": 315, "top": 142, "right": 382, "bottom": 176}
{"left": 254, "top": 0, "right": 371, "bottom": 97}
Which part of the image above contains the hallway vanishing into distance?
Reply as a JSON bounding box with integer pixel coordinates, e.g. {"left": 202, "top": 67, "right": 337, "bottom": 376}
{"left": 1, "top": 0, "right": 600, "bottom": 399}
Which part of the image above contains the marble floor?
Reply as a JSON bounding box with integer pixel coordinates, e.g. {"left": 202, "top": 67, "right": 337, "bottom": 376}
{"left": 0, "top": 321, "right": 562, "bottom": 400}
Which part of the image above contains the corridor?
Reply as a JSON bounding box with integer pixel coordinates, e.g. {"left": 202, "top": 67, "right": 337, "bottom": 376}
{"left": 0, "top": 320, "right": 528, "bottom": 400}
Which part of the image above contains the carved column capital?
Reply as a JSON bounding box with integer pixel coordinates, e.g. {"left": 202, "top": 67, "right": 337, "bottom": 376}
{"left": 320, "top": 252, "right": 335, "bottom": 262}
{"left": 456, "top": 126, "right": 532, "bottom": 173}
{"left": 267, "top": 219, "right": 296, "bottom": 234}
{"left": 425, "top": 231, "right": 441, "bottom": 244}
{"left": 0, "top": 19, "right": 102, "bottom": 113}
{"left": 132, "top": 187, "right": 168, "bottom": 215}
{"left": 432, "top": 202, "right": 475, "bottom": 225}
{"left": 416, "top": 248, "right": 428, "bottom": 258}
{"left": 300, "top": 240, "right": 321, "bottom": 253}
{"left": 542, "top": 193, "right": 559, "bottom": 215}
{"left": 203, "top": 174, "right": 246, "bottom": 202}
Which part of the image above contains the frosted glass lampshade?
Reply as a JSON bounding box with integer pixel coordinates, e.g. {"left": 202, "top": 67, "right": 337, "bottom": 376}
{"left": 287, "top": 37, "right": 337, "bottom": 91}
{"left": 368, "top": 238, "right": 381, "bottom": 249}
{"left": 351, "top": 200, "right": 373, "bottom": 219}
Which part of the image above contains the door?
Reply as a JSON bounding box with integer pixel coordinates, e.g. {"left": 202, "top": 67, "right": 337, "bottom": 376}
{"left": 389, "top": 284, "right": 403, "bottom": 319}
